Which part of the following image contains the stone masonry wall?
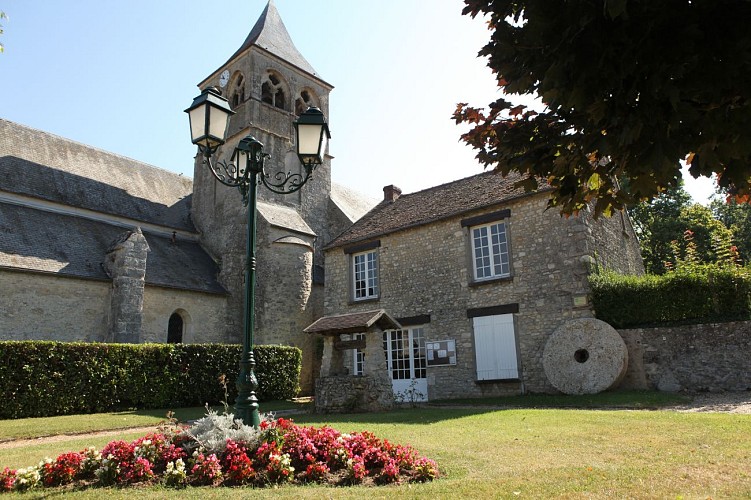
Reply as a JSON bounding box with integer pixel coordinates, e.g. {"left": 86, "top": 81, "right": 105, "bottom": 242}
{"left": 324, "top": 193, "right": 638, "bottom": 399}
{"left": 619, "top": 321, "right": 751, "bottom": 392}
{"left": 583, "top": 209, "right": 645, "bottom": 275}
{"left": 141, "top": 287, "right": 228, "bottom": 344}
{"left": 0, "top": 270, "right": 110, "bottom": 341}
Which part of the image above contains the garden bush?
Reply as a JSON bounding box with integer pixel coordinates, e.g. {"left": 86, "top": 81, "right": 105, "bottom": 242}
{"left": 589, "top": 265, "right": 751, "bottom": 328}
{"left": 0, "top": 342, "right": 301, "bottom": 419}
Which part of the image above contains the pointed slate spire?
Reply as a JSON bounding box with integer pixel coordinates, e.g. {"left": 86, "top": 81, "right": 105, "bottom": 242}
{"left": 226, "top": 0, "right": 320, "bottom": 78}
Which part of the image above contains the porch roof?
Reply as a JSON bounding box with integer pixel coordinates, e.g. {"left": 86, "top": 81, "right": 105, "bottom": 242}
{"left": 303, "top": 309, "right": 401, "bottom": 336}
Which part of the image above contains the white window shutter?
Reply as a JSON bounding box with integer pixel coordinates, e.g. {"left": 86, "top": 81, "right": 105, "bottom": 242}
{"left": 473, "top": 314, "right": 519, "bottom": 380}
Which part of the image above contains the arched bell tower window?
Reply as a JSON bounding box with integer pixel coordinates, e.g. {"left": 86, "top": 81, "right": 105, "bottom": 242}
{"left": 261, "top": 71, "right": 288, "bottom": 111}
{"left": 230, "top": 73, "right": 246, "bottom": 110}
{"left": 167, "top": 312, "right": 184, "bottom": 343}
{"left": 295, "top": 88, "right": 319, "bottom": 116}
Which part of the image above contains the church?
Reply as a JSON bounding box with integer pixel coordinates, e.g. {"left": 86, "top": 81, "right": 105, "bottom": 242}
{"left": 0, "top": 1, "right": 374, "bottom": 393}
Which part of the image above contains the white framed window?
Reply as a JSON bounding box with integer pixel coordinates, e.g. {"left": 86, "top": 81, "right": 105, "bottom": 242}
{"left": 352, "top": 250, "right": 379, "bottom": 300}
{"left": 352, "top": 333, "right": 365, "bottom": 376}
{"left": 472, "top": 314, "right": 519, "bottom": 381}
{"left": 471, "top": 221, "right": 510, "bottom": 280}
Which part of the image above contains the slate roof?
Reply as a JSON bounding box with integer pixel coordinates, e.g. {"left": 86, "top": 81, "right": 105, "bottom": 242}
{"left": 330, "top": 182, "right": 378, "bottom": 223}
{"left": 0, "top": 119, "right": 195, "bottom": 232}
{"left": 257, "top": 201, "right": 315, "bottom": 236}
{"left": 224, "top": 0, "right": 324, "bottom": 82}
{"left": 304, "top": 309, "right": 401, "bottom": 336}
{"left": 0, "top": 203, "right": 225, "bottom": 294}
{"left": 326, "top": 170, "right": 551, "bottom": 249}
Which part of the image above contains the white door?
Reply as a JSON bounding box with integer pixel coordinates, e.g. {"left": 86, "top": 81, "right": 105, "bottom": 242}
{"left": 383, "top": 327, "right": 428, "bottom": 402}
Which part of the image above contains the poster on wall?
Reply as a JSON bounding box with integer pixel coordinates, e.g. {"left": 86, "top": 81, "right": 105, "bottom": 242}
{"left": 426, "top": 339, "right": 457, "bottom": 367}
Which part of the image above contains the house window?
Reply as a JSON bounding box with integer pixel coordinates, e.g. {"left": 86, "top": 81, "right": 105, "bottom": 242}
{"left": 471, "top": 221, "right": 510, "bottom": 280}
{"left": 352, "top": 250, "right": 378, "bottom": 300}
{"left": 472, "top": 314, "right": 519, "bottom": 381}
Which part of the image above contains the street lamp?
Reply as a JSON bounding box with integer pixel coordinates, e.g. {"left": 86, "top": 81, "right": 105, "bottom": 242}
{"left": 185, "top": 87, "right": 330, "bottom": 427}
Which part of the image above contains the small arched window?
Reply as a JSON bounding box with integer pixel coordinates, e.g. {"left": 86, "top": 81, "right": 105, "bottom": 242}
{"left": 231, "top": 73, "right": 245, "bottom": 110}
{"left": 261, "top": 71, "right": 288, "bottom": 111}
{"left": 167, "top": 312, "right": 184, "bottom": 343}
{"left": 295, "top": 88, "right": 319, "bottom": 116}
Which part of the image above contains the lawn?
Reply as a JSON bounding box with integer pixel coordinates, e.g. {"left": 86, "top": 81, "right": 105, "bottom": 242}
{"left": 0, "top": 395, "right": 749, "bottom": 498}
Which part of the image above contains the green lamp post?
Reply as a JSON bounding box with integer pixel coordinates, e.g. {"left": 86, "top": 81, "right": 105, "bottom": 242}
{"left": 185, "top": 87, "right": 330, "bottom": 427}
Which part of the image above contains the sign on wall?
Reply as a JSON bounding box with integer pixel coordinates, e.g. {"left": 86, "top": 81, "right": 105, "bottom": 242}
{"left": 426, "top": 339, "right": 457, "bottom": 367}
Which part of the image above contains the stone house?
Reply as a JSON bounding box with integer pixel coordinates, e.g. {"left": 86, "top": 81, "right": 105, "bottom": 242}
{"left": 307, "top": 171, "right": 644, "bottom": 404}
{"left": 0, "top": 1, "right": 374, "bottom": 393}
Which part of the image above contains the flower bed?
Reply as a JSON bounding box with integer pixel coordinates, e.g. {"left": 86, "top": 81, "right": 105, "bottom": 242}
{"left": 0, "top": 413, "right": 438, "bottom": 492}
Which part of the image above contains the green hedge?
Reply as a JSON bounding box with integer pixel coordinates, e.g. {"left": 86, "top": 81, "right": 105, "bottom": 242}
{"left": 589, "top": 266, "right": 751, "bottom": 328}
{"left": 0, "top": 342, "right": 301, "bottom": 419}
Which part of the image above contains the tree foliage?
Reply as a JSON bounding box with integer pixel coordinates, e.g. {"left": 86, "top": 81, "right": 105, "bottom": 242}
{"left": 629, "top": 184, "right": 736, "bottom": 273}
{"left": 0, "top": 11, "right": 6, "bottom": 53}
{"left": 455, "top": 1, "right": 751, "bottom": 216}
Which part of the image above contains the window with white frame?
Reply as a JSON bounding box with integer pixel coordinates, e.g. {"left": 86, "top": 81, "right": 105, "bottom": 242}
{"left": 352, "top": 250, "right": 379, "bottom": 300}
{"left": 471, "top": 221, "right": 510, "bottom": 280}
{"left": 472, "top": 313, "right": 519, "bottom": 381}
{"left": 352, "top": 333, "right": 365, "bottom": 376}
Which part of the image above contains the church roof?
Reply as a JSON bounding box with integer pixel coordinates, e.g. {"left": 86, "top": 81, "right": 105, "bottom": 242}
{"left": 224, "top": 0, "right": 322, "bottom": 80}
{"left": 330, "top": 183, "right": 378, "bottom": 223}
{"left": 257, "top": 200, "right": 315, "bottom": 236}
{"left": 0, "top": 203, "right": 226, "bottom": 294}
{"left": 0, "top": 119, "right": 195, "bottom": 232}
{"left": 325, "top": 171, "right": 552, "bottom": 249}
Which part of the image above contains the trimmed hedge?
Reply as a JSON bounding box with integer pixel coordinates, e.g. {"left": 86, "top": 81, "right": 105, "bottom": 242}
{"left": 0, "top": 342, "right": 301, "bottom": 419}
{"left": 589, "top": 267, "right": 751, "bottom": 328}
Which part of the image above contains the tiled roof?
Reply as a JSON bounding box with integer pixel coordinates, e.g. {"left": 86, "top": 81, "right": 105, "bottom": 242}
{"left": 326, "top": 170, "right": 550, "bottom": 249}
{"left": 224, "top": 0, "right": 322, "bottom": 81}
{"left": 0, "top": 119, "right": 195, "bottom": 232}
{"left": 304, "top": 309, "right": 401, "bottom": 335}
{"left": 0, "top": 204, "right": 225, "bottom": 294}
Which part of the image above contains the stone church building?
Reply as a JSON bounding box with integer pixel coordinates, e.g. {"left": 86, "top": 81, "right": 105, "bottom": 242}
{"left": 0, "top": 1, "right": 374, "bottom": 393}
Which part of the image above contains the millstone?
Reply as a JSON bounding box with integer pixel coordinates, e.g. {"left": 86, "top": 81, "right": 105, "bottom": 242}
{"left": 542, "top": 318, "right": 628, "bottom": 395}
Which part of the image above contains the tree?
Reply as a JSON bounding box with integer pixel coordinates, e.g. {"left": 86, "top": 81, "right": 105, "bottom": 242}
{"left": 630, "top": 184, "right": 735, "bottom": 274}
{"left": 0, "top": 11, "right": 6, "bottom": 53}
{"left": 711, "top": 194, "right": 751, "bottom": 265}
{"left": 454, "top": 1, "right": 751, "bottom": 216}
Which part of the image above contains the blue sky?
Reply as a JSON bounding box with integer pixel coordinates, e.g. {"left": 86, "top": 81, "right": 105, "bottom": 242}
{"left": 0, "top": 0, "right": 714, "bottom": 203}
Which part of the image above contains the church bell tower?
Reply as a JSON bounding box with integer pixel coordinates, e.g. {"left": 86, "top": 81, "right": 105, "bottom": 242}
{"left": 191, "top": 0, "right": 335, "bottom": 394}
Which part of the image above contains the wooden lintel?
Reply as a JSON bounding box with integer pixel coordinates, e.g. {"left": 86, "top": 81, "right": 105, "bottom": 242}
{"left": 334, "top": 338, "right": 366, "bottom": 351}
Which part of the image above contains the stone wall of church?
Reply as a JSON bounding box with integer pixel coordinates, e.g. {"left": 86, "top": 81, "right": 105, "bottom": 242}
{"left": 0, "top": 271, "right": 110, "bottom": 341}
{"left": 141, "top": 287, "right": 228, "bottom": 344}
{"left": 323, "top": 193, "right": 644, "bottom": 400}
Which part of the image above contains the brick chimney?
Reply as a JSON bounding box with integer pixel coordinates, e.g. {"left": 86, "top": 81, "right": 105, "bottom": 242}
{"left": 383, "top": 185, "right": 402, "bottom": 202}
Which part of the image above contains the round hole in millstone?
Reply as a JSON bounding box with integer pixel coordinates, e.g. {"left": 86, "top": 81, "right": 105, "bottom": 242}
{"left": 574, "top": 349, "right": 589, "bottom": 363}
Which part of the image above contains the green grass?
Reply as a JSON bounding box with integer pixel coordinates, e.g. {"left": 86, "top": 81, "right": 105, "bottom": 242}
{"left": 429, "top": 389, "right": 690, "bottom": 409}
{"left": 1, "top": 396, "right": 749, "bottom": 498}
{"left": 0, "top": 400, "right": 309, "bottom": 442}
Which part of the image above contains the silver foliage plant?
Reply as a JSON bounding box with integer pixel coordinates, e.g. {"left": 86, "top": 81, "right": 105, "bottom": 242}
{"left": 183, "top": 406, "right": 274, "bottom": 455}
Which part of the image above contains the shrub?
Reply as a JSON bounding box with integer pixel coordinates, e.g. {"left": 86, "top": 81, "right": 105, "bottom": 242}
{"left": 0, "top": 342, "right": 301, "bottom": 418}
{"left": 589, "top": 266, "right": 751, "bottom": 328}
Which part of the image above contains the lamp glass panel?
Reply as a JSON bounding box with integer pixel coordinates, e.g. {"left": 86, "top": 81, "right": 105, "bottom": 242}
{"left": 188, "top": 105, "right": 208, "bottom": 144}
{"left": 209, "top": 105, "right": 230, "bottom": 145}
{"left": 297, "top": 124, "right": 323, "bottom": 157}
